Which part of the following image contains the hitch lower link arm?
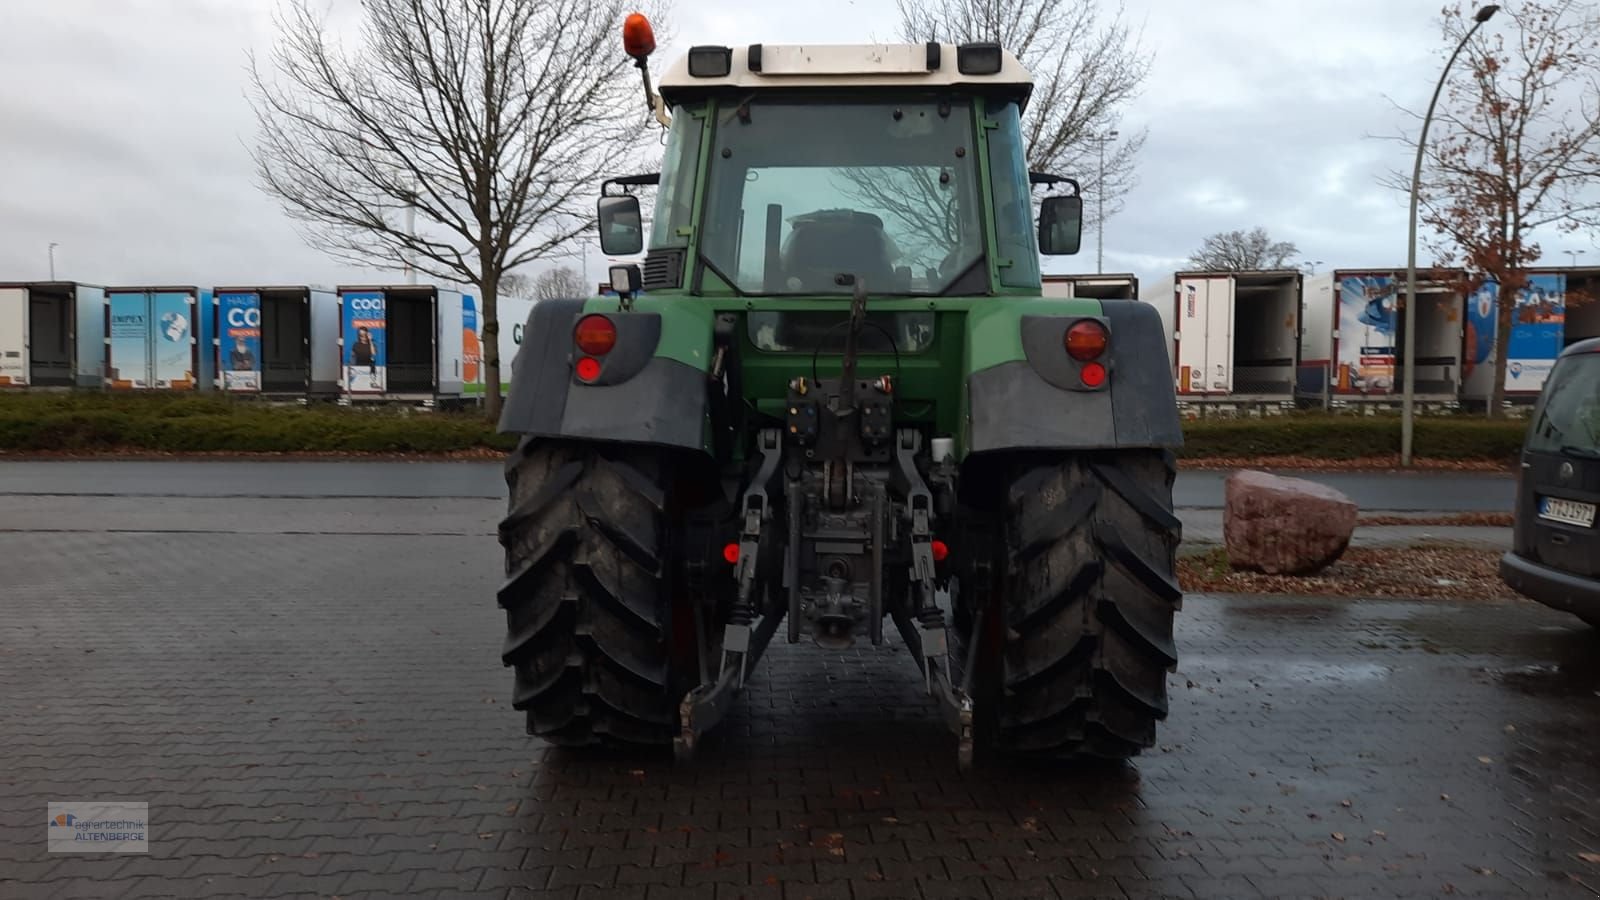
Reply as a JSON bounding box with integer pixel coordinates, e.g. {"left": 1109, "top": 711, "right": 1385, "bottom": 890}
{"left": 676, "top": 429, "right": 785, "bottom": 763}
{"left": 889, "top": 430, "right": 975, "bottom": 770}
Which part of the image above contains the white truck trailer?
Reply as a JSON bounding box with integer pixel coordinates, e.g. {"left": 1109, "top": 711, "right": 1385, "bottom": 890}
{"left": 0, "top": 282, "right": 106, "bottom": 388}
{"left": 1164, "top": 269, "right": 1302, "bottom": 412}
{"left": 1041, "top": 273, "right": 1139, "bottom": 300}
{"left": 1300, "top": 269, "right": 1465, "bottom": 410}
{"left": 335, "top": 285, "right": 474, "bottom": 406}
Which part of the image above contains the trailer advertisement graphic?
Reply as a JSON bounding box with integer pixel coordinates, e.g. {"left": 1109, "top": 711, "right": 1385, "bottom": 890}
{"left": 151, "top": 293, "right": 194, "bottom": 389}
{"left": 107, "top": 293, "right": 151, "bottom": 389}
{"left": 1336, "top": 275, "right": 1397, "bottom": 393}
{"left": 1465, "top": 274, "right": 1566, "bottom": 394}
{"left": 463, "top": 295, "right": 481, "bottom": 387}
{"left": 342, "top": 292, "right": 386, "bottom": 393}
{"left": 218, "top": 293, "right": 262, "bottom": 392}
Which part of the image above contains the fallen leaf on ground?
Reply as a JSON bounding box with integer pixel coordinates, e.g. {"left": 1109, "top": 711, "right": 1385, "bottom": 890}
{"left": 1360, "top": 512, "right": 1512, "bottom": 528}
{"left": 1178, "top": 546, "right": 1524, "bottom": 602}
{"left": 1179, "top": 456, "right": 1511, "bottom": 473}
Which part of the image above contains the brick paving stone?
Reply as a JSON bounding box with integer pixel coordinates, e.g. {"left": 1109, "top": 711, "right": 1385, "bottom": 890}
{"left": 919, "top": 878, "right": 992, "bottom": 899}
{"left": 715, "top": 882, "right": 784, "bottom": 900}
{"left": 781, "top": 881, "right": 852, "bottom": 900}
{"left": 0, "top": 502, "right": 1598, "bottom": 900}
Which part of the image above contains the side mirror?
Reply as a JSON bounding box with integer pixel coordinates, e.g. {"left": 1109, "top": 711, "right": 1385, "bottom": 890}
{"left": 1038, "top": 195, "right": 1083, "bottom": 256}
{"left": 597, "top": 194, "right": 644, "bottom": 256}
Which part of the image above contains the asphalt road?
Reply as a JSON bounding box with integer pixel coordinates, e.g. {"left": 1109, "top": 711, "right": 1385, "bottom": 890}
{"left": 0, "top": 460, "right": 1517, "bottom": 511}
{"left": 0, "top": 462, "right": 1594, "bottom": 899}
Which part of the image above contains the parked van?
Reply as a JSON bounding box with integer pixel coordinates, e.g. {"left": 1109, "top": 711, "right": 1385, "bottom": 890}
{"left": 1501, "top": 338, "right": 1600, "bottom": 625}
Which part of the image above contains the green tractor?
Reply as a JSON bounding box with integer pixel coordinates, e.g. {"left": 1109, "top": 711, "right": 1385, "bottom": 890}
{"left": 496, "top": 18, "right": 1183, "bottom": 767}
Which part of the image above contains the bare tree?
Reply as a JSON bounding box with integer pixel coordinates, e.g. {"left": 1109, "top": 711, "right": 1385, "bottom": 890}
{"left": 896, "top": 0, "right": 1150, "bottom": 228}
{"left": 533, "top": 266, "right": 589, "bottom": 300}
{"left": 498, "top": 272, "right": 534, "bottom": 300}
{"left": 1186, "top": 227, "right": 1300, "bottom": 271}
{"left": 249, "top": 0, "right": 658, "bottom": 417}
{"left": 1384, "top": 0, "right": 1600, "bottom": 417}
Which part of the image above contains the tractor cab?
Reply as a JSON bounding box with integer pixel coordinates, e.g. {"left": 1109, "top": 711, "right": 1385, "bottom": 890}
{"left": 595, "top": 29, "right": 1083, "bottom": 300}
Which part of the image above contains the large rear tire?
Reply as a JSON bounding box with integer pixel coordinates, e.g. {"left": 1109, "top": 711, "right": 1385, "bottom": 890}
{"left": 960, "top": 450, "right": 1181, "bottom": 760}
{"left": 497, "top": 439, "right": 685, "bottom": 748}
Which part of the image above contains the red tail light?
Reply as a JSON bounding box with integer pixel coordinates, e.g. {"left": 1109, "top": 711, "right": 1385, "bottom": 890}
{"left": 722, "top": 542, "right": 740, "bottom": 564}
{"left": 574, "top": 315, "right": 617, "bottom": 356}
{"left": 575, "top": 357, "right": 602, "bottom": 383}
{"left": 1081, "top": 361, "right": 1107, "bottom": 387}
{"left": 1065, "top": 320, "right": 1108, "bottom": 361}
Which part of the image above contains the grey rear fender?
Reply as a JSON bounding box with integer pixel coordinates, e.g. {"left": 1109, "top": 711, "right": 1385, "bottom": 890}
{"left": 966, "top": 299, "right": 1182, "bottom": 455}
{"left": 497, "top": 299, "right": 710, "bottom": 453}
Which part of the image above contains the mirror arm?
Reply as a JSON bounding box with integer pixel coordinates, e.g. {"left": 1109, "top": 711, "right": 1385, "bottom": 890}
{"left": 602, "top": 173, "right": 661, "bottom": 196}
{"left": 1028, "top": 172, "right": 1081, "bottom": 196}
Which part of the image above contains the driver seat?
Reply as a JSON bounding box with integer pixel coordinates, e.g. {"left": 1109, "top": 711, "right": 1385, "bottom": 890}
{"left": 782, "top": 211, "right": 895, "bottom": 291}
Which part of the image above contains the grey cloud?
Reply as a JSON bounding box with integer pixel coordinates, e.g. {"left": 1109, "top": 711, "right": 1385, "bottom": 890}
{"left": 0, "top": 0, "right": 1593, "bottom": 293}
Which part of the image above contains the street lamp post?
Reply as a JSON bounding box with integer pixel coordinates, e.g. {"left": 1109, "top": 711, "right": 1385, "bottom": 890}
{"left": 1093, "top": 130, "right": 1119, "bottom": 274}
{"left": 1402, "top": 4, "right": 1499, "bottom": 467}
{"left": 1565, "top": 249, "right": 1583, "bottom": 267}
{"left": 48, "top": 242, "right": 58, "bottom": 280}
{"left": 1301, "top": 260, "right": 1324, "bottom": 275}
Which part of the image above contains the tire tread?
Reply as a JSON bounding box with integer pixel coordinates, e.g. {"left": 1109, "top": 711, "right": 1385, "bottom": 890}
{"left": 972, "top": 450, "right": 1180, "bottom": 760}
{"left": 499, "top": 440, "right": 679, "bottom": 749}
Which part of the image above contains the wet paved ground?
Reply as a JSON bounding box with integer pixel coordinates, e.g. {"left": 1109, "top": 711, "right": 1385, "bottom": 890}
{"left": 0, "top": 460, "right": 1515, "bottom": 511}
{"left": 3, "top": 464, "right": 1596, "bottom": 900}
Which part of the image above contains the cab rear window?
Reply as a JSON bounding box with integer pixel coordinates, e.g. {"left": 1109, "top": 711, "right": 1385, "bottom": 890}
{"left": 747, "top": 311, "right": 934, "bottom": 353}
{"left": 1528, "top": 354, "right": 1600, "bottom": 454}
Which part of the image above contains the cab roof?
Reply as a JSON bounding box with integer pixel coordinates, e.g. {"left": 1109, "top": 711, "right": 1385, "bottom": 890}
{"left": 657, "top": 43, "right": 1033, "bottom": 108}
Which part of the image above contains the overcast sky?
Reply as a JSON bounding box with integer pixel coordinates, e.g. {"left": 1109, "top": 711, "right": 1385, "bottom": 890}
{"left": 2, "top": 0, "right": 1596, "bottom": 295}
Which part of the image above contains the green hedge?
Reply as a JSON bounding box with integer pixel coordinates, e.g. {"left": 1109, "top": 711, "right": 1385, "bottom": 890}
{"left": 0, "top": 394, "right": 1528, "bottom": 460}
{"left": 1179, "top": 414, "right": 1526, "bottom": 461}
{"left": 0, "top": 393, "right": 513, "bottom": 454}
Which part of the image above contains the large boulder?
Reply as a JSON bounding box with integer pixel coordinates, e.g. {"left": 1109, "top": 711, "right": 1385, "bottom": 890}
{"left": 1224, "top": 471, "right": 1358, "bottom": 575}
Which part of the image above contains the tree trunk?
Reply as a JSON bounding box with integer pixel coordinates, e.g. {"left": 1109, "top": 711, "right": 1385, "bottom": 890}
{"left": 482, "top": 271, "right": 503, "bottom": 421}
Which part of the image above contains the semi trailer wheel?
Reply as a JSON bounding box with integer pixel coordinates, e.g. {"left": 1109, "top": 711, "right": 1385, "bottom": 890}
{"left": 961, "top": 450, "right": 1182, "bottom": 760}
{"left": 497, "top": 439, "right": 686, "bottom": 748}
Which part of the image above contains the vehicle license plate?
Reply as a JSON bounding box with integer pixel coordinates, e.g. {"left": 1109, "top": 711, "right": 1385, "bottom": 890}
{"left": 1539, "top": 496, "right": 1597, "bottom": 527}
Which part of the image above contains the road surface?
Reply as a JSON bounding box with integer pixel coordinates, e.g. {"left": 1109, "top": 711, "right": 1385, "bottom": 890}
{"left": 0, "top": 468, "right": 1592, "bottom": 898}
{"left": 0, "top": 460, "right": 1517, "bottom": 511}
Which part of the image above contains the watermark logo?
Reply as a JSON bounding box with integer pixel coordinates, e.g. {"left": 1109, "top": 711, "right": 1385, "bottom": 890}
{"left": 47, "top": 802, "right": 148, "bottom": 853}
